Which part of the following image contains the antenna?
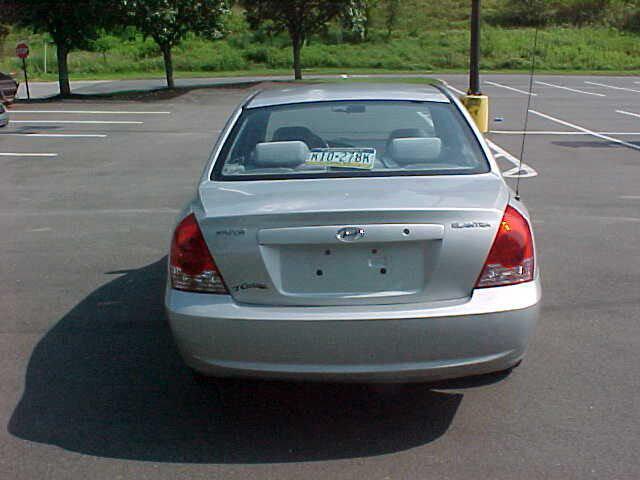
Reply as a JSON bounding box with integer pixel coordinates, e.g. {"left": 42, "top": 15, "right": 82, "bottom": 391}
{"left": 515, "top": 26, "right": 540, "bottom": 201}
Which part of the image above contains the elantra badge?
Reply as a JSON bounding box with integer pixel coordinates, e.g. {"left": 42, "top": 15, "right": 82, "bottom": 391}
{"left": 451, "top": 222, "right": 491, "bottom": 229}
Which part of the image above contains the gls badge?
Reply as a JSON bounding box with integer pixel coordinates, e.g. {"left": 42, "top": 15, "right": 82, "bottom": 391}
{"left": 216, "top": 229, "right": 246, "bottom": 237}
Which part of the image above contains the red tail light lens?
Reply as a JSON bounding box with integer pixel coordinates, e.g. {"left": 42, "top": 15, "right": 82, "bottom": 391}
{"left": 476, "top": 205, "right": 534, "bottom": 288}
{"left": 169, "top": 214, "right": 228, "bottom": 294}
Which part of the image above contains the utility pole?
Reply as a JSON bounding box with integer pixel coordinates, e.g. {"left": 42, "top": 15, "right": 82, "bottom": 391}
{"left": 469, "top": 0, "right": 481, "bottom": 95}
{"left": 461, "top": 0, "right": 489, "bottom": 132}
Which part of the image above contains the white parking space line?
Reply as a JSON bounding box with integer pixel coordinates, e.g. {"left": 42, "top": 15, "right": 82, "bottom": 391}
{"left": 485, "top": 81, "right": 537, "bottom": 96}
{"left": 486, "top": 139, "right": 538, "bottom": 178}
{"left": 10, "top": 120, "right": 144, "bottom": 125}
{"left": 580, "top": 215, "right": 640, "bottom": 223}
{"left": 440, "top": 82, "right": 465, "bottom": 96}
{"left": 0, "top": 207, "right": 180, "bottom": 216}
{"left": 535, "top": 81, "right": 606, "bottom": 97}
{"left": 492, "top": 130, "right": 640, "bottom": 135}
{"left": 9, "top": 110, "right": 171, "bottom": 115}
{"left": 616, "top": 110, "right": 640, "bottom": 120}
{"left": 1, "top": 133, "right": 107, "bottom": 138}
{"left": 619, "top": 195, "right": 640, "bottom": 200}
{"left": 585, "top": 81, "right": 640, "bottom": 94}
{"left": 438, "top": 80, "right": 538, "bottom": 178}
{"left": 0, "top": 152, "right": 58, "bottom": 157}
{"left": 529, "top": 109, "right": 640, "bottom": 151}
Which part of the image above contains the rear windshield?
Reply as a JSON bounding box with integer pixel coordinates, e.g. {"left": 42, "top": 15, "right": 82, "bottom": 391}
{"left": 212, "top": 100, "right": 489, "bottom": 180}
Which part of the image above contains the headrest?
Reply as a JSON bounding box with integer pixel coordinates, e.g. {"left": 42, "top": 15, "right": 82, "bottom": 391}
{"left": 254, "top": 141, "right": 309, "bottom": 168}
{"left": 272, "top": 126, "right": 325, "bottom": 149}
{"left": 388, "top": 137, "right": 442, "bottom": 165}
{"left": 388, "top": 128, "right": 427, "bottom": 141}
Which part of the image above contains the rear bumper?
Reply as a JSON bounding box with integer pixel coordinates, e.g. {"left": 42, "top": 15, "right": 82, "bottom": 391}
{"left": 0, "top": 86, "right": 17, "bottom": 103}
{"left": 165, "top": 279, "right": 540, "bottom": 382}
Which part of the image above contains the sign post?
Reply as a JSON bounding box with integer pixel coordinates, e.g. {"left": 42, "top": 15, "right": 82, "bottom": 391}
{"left": 460, "top": 0, "right": 489, "bottom": 133}
{"left": 16, "top": 42, "right": 30, "bottom": 101}
{"left": 469, "top": 0, "right": 481, "bottom": 95}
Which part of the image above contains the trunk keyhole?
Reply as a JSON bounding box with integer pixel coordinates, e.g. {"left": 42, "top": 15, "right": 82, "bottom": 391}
{"left": 316, "top": 269, "right": 323, "bottom": 276}
{"left": 403, "top": 228, "right": 410, "bottom": 236}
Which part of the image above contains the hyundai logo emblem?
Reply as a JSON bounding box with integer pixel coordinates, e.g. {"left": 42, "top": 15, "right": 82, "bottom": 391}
{"left": 336, "top": 226, "right": 365, "bottom": 242}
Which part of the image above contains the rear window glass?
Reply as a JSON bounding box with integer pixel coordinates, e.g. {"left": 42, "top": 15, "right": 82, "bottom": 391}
{"left": 212, "top": 100, "right": 489, "bottom": 180}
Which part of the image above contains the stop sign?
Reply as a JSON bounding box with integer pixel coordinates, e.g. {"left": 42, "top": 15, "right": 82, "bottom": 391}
{"left": 16, "top": 43, "right": 29, "bottom": 59}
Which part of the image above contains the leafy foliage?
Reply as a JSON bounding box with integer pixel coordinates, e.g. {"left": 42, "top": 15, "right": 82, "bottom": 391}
{"left": 4, "top": 0, "right": 640, "bottom": 81}
{"left": 123, "top": 0, "right": 229, "bottom": 86}
{"left": 383, "top": 0, "right": 401, "bottom": 38}
{"left": 3, "top": 0, "right": 121, "bottom": 49}
{"left": 1, "top": 0, "right": 122, "bottom": 95}
{"left": 123, "top": 0, "right": 228, "bottom": 49}
{"left": 240, "top": 0, "right": 363, "bottom": 78}
{"left": 241, "top": 0, "right": 350, "bottom": 37}
{"left": 340, "top": 0, "right": 369, "bottom": 40}
{"left": 489, "top": 0, "right": 617, "bottom": 27}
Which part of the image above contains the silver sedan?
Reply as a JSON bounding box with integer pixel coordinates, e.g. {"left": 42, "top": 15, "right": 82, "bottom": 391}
{"left": 165, "top": 83, "right": 541, "bottom": 383}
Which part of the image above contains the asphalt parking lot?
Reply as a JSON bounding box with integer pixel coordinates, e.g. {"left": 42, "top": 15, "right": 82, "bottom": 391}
{"left": 2, "top": 74, "right": 640, "bottom": 479}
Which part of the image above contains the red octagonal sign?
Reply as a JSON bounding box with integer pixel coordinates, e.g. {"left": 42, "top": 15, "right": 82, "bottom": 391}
{"left": 16, "top": 43, "right": 29, "bottom": 59}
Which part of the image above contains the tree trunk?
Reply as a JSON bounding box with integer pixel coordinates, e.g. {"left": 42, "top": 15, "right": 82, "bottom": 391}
{"left": 161, "top": 45, "right": 175, "bottom": 89}
{"left": 364, "top": 5, "right": 372, "bottom": 41}
{"left": 56, "top": 43, "right": 71, "bottom": 97}
{"left": 292, "top": 34, "right": 302, "bottom": 80}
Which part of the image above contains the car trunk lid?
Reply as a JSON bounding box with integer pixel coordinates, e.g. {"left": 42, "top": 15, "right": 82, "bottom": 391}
{"left": 196, "top": 174, "right": 509, "bottom": 306}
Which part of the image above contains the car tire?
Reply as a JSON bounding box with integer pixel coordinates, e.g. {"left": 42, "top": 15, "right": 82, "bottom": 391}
{"left": 190, "top": 367, "right": 215, "bottom": 385}
{"left": 503, "top": 359, "right": 522, "bottom": 373}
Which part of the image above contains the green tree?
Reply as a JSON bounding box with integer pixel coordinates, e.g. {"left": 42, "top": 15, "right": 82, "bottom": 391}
{"left": 0, "top": 24, "right": 9, "bottom": 59}
{"left": 124, "top": 0, "right": 229, "bottom": 88}
{"left": 3, "top": 0, "right": 122, "bottom": 97}
{"left": 240, "top": 0, "right": 359, "bottom": 80}
{"left": 492, "top": 0, "right": 611, "bottom": 27}
{"left": 341, "top": 0, "right": 370, "bottom": 41}
{"left": 0, "top": 2, "right": 18, "bottom": 63}
{"left": 553, "top": 0, "right": 611, "bottom": 26}
{"left": 383, "top": 0, "right": 400, "bottom": 39}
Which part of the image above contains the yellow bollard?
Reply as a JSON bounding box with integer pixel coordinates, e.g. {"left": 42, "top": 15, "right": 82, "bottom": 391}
{"left": 461, "top": 94, "right": 489, "bottom": 133}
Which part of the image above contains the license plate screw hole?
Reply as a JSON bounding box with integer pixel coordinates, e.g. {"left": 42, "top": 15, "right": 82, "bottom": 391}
{"left": 380, "top": 268, "right": 387, "bottom": 274}
{"left": 324, "top": 249, "right": 331, "bottom": 255}
{"left": 371, "top": 248, "right": 378, "bottom": 254}
{"left": 403, "top": 228, "right": 410, "bottom": 236}
{"left": 316, "top": 269, "right": 323, "bottom": 276}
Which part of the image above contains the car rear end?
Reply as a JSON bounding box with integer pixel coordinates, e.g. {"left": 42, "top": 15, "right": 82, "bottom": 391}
{"left": 0, "top": 102, "right": 8, "bottom": 127}
{"left": 0, "top": 72, "right": 19, "bottom": 104}
{"left": 165, "top": 84, "right": 540, "bottom": 382}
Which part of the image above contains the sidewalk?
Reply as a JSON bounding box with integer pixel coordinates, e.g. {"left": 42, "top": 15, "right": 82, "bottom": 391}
{"left": 16, "top": 74, "right": 436, "bottom": 99}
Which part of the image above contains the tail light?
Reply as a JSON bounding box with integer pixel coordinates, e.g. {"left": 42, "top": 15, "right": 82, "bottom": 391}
{"left": 476, "top": 205, "right": 534, "bottom": 288}
{"left": 169, "top": 213, "right": 228, "bottom": 294}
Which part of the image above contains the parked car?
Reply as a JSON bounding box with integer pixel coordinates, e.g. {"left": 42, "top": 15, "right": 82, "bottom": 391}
{"left": 0, "top": 72, "right": 19, "bottom": 103}
{"left": 0, "top": 102, "right": 9, "bottom": 127}
{"left": 165, "top": 83, "right": 541, "bottom": 383}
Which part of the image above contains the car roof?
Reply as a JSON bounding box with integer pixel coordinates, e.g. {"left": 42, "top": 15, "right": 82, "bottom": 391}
{"left": 245, "top": 82, "right": 450, "bottom": 109}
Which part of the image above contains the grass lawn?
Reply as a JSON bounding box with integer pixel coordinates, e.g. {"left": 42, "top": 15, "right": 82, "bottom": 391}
{"left": 8, "top": 67, "right": 640, "bottom": 85}
{"left": 3, "top": 24, "right": 640, "bottom": 82}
